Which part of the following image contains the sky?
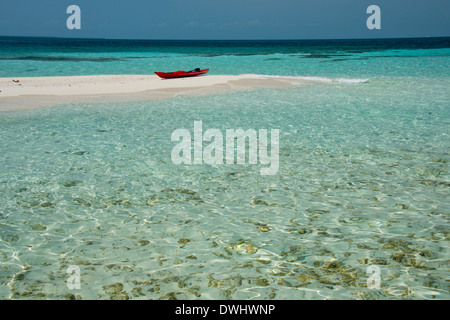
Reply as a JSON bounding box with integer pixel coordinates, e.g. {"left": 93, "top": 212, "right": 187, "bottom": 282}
{"left": 0, "top": 0, "right": 449, "bottom": 40}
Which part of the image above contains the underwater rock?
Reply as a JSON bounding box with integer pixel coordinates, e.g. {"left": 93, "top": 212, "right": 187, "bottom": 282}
{"left": 258, "top": 226, "right": 271, "bottom": 232}
{"left": 30, "top": 224, "right": 47, "bottom": 231}
{"left": 254, "top": 278, "right": 270, "bottom": 286}
{"left": 138, "top": 240, "right": 150, "bottom": 246}
{"left": 323, "top": 259, "right": 342, "bottom": 269}
{"left": 370, "top": 258, "right": 388, "bottom": 265}
{"left": 390, "top": 253, "right": 421, "bottom": 267}
{"left": 395, "top": 203, "right": 409, "bottom": 210}
{"left": 131, "top": 287, "right": 144, "bottom": 297}
{"left": 40, "top": 201, "right": 54, "bottom": 208}
{"left": 103, "top": 282, "right": 124, "bottom": 296}
{"left": 297, "top": 228, "right": 309, "bottom": 234}
{"left": 158, "top": 292, "right": 184, "bottom": 300}
{"left": 251, "top": 198, "right": 269, "bottom": 206}
{"left": 177, "top": 188, "right": 197, "bottom": 195}
{"left": 178, "top": 238, "right": 191, "bottom": 245}
{"left": 357, "top": 258, "right": 369, "bottom": 265}
{"left": 63, "top": 181, "right": 81, "bottom": 188}
{"left": 382, "top": 238, "right": 412, "bottom": 251}
{"left": 277, "top": 278, "right": 294, "bottom": 287}
{"left": 231, "top": 241, "right": 259, "bottom": 254}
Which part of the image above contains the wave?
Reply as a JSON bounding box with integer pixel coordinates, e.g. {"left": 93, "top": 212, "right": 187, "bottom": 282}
{"left": 246, "top": 74, "right": 369, "bottom": 84}
{"left": 336, "top": 78, "right": 370, "bottom": 84}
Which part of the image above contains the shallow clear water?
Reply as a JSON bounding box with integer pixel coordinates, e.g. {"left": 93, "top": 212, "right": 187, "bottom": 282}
{"left": 0, "top": 37, "right": 449, "bottom": 300}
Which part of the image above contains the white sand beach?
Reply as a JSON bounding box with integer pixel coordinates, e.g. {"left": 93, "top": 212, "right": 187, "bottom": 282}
{"left": 0, "top": 74, "right": 315, "bottom": 111}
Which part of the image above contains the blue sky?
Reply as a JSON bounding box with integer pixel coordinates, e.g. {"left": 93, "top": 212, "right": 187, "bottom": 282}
{"left": 0, "top": 0, "right": 449, "bottom": 40}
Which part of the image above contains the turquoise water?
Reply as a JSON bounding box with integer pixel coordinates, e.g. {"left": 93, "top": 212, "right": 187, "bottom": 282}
{"left": 1, "top": 37, "right": 449, "bottom": 79}
{"left": 0, "top": 37, "right": 449, "bottom": 300}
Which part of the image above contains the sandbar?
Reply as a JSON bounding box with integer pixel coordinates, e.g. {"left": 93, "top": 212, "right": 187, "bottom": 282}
{"left": 0, "top": 74, "right": 331, "bottom": 112}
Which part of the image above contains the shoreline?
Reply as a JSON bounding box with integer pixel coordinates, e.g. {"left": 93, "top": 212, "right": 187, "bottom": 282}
{"left": 0, "top": 74, "right": 334, "bottom": 112}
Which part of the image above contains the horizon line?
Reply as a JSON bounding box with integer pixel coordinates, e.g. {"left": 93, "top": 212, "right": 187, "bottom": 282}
{"left": 1, "top": 35, "right": 449, "bottom": 42}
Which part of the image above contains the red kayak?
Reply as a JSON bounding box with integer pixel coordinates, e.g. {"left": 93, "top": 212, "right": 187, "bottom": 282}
{"left": 154, "top": 68, "right": 209, "bottom": 79}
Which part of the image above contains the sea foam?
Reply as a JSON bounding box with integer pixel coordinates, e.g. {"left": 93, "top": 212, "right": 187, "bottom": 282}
{"left": 247, "top": 74, "right": 369, "bottom": 84}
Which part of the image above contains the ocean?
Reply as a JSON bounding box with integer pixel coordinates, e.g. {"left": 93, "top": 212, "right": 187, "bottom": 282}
{"left": 0, "top": 37, "right": 449, "bottom": 300}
